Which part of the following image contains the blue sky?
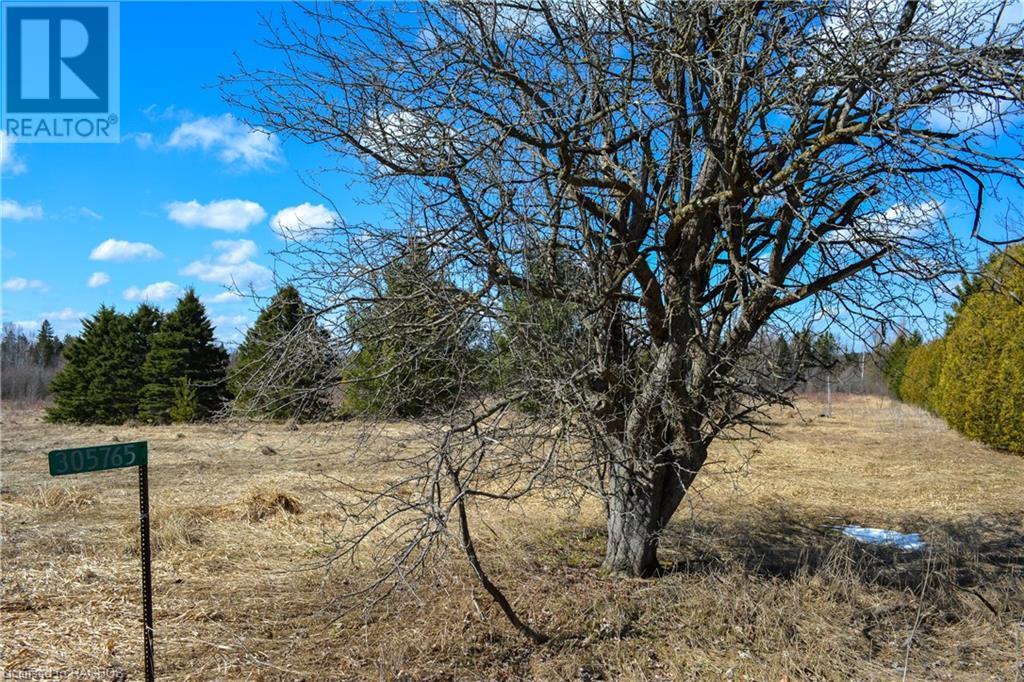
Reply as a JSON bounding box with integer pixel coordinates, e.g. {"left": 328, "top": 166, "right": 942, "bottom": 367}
{"left": 1, "top": 1, "right": 1021, "bottom": 347}
{"left": 0, "top": 1, "right": 381, "bottom": 343}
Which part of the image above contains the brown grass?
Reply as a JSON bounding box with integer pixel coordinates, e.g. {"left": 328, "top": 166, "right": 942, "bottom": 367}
{"left": 1, "top": 396, "right": 1021, "bottom": 680}
{"left": 239, "top": 486, "right": 303, "bottom": 522}
{"left": 121, "top": 507, "right": 207, "bottom": 557}
{"left": 25, "top": 483, "right": 97, "bottom": 512}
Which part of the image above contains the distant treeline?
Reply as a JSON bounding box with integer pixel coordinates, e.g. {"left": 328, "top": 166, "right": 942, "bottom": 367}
{"left": 883, "top": 246, "right": 1023, "bottom": 453}
{"left": 9, "top": 245, "right": 1020, "bottom": 443}
{"left": 5, "top": 247, "right": 888, "bottom": 425}
{"left": 1, "top": 321, "right": 69, "bottom": 402}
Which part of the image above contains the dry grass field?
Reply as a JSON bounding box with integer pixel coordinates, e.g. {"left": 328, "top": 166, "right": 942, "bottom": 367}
{"left": 2, "top": 396, "right": 1022, "bottom": 680}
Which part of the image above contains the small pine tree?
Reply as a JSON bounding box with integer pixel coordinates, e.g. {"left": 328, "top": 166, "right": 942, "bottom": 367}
{"left": 138, "top": 289, "right": 229, "bottom": 424}
{"left": 33, "top": 320, "right": 60, "bottom": 367}
{"left": 169, "top": 377, "right": 200, "bottom": 423}
{"left": 230, "top": 285, "right": 334, "bottom": 420}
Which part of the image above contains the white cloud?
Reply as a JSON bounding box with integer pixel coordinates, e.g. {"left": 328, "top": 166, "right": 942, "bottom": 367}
{"left": 362, "top": 110, "right": 467, "bottom": 172}
{"left": 90, "top": 239, "right": 163, "bottom": 262}
{"left": 828, "top": 200, "right": 943, "bottom": 245}
{"left": 13, "top": 320, "right": 39, "bottom": 331}
{"left": 1, "top": 199, "right": 43, "bottom": 221}
{"left": 166, "top": 199, "right": 266, "bottom": 231}
{"left": 167, "top": 114, "right": 283, "bottom": 171}
{"left": 3, "top": 277, "right": 47, "bottom": 292}
{"left": 87, "top": 271, "right": 111, "bottom": 288}
{"left": 126, "top": 132, "right": 154, "bottom": 149}
{"left": 212, "top": 314, "right": 250, "bottom": 327}
{"left": 211, "top": 239, "right": 258, "bottom": 264}
{"left": 182, "top": 261, "right": 272, "bottom": 290}
{"left": 270, "top": 202, "right": 339, "bottom": 239}
{"left": 181, "top": 239, "right": 272, "bottom": 290}
{"left": 80, "top": 207, "right": 102, "bottom": 220}
{"left": 204, "top": 290, "right": 246, "bottom": 304}
{"left": 874, "top": 200, "right": 943, "bottom": 237}
{"left": 142, "top": 104, "right": 189, "bottom": 122}
{"left": 0, "top": 132, "right": 26, "bottom": 175}
{"left": 40, "top": 308, "right": 86, "bottom": 322}
{"left": 123, "top": 281, "right": 183, "bottom": 302}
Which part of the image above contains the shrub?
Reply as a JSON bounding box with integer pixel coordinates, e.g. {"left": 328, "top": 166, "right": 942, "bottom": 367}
{"left": 899, "top": 339, "right": 945, "bottom": 413}
{"left": 883, "top": 331, "right": 922, "bottom": 399}
{"left": 936, "top": 247, "right": 1024, "bottom": 452}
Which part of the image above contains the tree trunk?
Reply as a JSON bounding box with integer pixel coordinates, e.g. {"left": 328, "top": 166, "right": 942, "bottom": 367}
{"left": 603, "top": 476, "right": 662, "bottom": 576}
{"left": 601, "top": 440, "right": 705, "bottom": 577}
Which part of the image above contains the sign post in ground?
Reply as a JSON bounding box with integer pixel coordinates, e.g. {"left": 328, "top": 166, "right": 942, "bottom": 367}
{"left": 48, "top": 441, "right": 154, "bottom": 682}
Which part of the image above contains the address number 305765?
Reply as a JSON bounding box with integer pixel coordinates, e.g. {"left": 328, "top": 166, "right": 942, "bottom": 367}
{"left": 48, "top": 441, "right": 149, "bottom": 476}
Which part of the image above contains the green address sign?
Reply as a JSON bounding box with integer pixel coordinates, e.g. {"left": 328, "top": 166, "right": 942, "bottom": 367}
{"left": 48, "top": 441, "right": 148, "bottom": 476}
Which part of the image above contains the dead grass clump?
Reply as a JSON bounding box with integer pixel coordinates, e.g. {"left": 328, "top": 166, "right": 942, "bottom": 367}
{"left": 122, "top": 507, "right": 206, "bottom": 556}
{"left": 27, "top": 484, "right": 96, "bottom": 512}
{"left": 240, "top": 486, "right": 303, "bottom": 522}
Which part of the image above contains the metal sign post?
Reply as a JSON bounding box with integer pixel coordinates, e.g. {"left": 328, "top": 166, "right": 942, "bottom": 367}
{"left": 48, "top": 441, "right": 155, "bottom": 681}
{"left": 138, "top": 463, "right": 155, "bottom": 682}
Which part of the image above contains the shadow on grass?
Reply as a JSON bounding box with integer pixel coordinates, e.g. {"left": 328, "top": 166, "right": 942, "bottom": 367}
{"left": 531, "top": 504, "right": 1023, "bottom": 605}
{"left": 656, "top": 505, "right": 1024, "bottom": 606}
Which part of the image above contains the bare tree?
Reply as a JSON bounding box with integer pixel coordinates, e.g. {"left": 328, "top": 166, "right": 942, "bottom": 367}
{"left": 226, "top": 0, "right": 1024, "bottom": 638}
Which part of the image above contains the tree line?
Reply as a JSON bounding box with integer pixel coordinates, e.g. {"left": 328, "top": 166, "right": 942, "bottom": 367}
{"left": 43, "top": 286, "right": 338, "bottom": 424}
{"left": 1, "top": 320, "right": 69, "bottom": 402}
{"left": 28, "top": 243, "right": 892, "bottom": 425}
{"left": 884, "top": 246, "right": 1024, "bottom": 453}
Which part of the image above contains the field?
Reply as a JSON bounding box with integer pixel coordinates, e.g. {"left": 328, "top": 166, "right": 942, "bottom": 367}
{"left": 2, "top": 396, "right": 1022, "bottom": 680}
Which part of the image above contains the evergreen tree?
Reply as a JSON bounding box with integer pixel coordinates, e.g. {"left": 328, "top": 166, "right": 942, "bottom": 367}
{"left": 945, "top": 250, "right": 1003, "bottom": 331}
{"left": 493, "top": 247, "right": 588, "bottom": 413}
{"left": 900, "top": 339, "right": 946, "bottom": 414}
{"left": 937, "top": 246, "right": 1024, "bottom": 452}
{"left": 169, "top": 377, "right": 200, "bottom": 422}
{"left": 772, "top": 335, "right": 796, "bottom": 388}
{"left": 882, "top": 330, "right": 922, "bottom": 398}
{"left": 342, "top": 243, "right": 478, "bottom": 417}
{"left": 812, "top": 331, "right": 840, "bottom": 370}
{"left": 33, "top": 320, "right": 60, "bottom": 367}
{"left": 138, "top": 289, "right": 229, "bottom": 423}
{"left": 48, "top": 306, "right": 141, "bottom": 423}
{"left": 230, "top": 285, "right": 335, "bottom": 420}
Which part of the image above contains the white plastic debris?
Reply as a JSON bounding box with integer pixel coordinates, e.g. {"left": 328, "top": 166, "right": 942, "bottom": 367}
{"left": 837, "top": 525, "right": 925, "bottom": 551}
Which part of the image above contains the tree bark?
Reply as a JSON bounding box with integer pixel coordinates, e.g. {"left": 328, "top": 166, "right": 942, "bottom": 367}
{"left": 601, "top": 439, "right": 705, "bottom": 577}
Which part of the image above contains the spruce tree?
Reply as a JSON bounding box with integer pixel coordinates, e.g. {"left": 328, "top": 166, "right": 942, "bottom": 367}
{"left": 48, "top": 306, "right": 139, "bottom": 423}
{"left": 230, "top": 285, "right": 334, "bottom": 420}
{"left": 138, "top": 289, "right": 229, "bottom": 423}
{"left": 33, "top": 320, "right": 60, "bottom": 367}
